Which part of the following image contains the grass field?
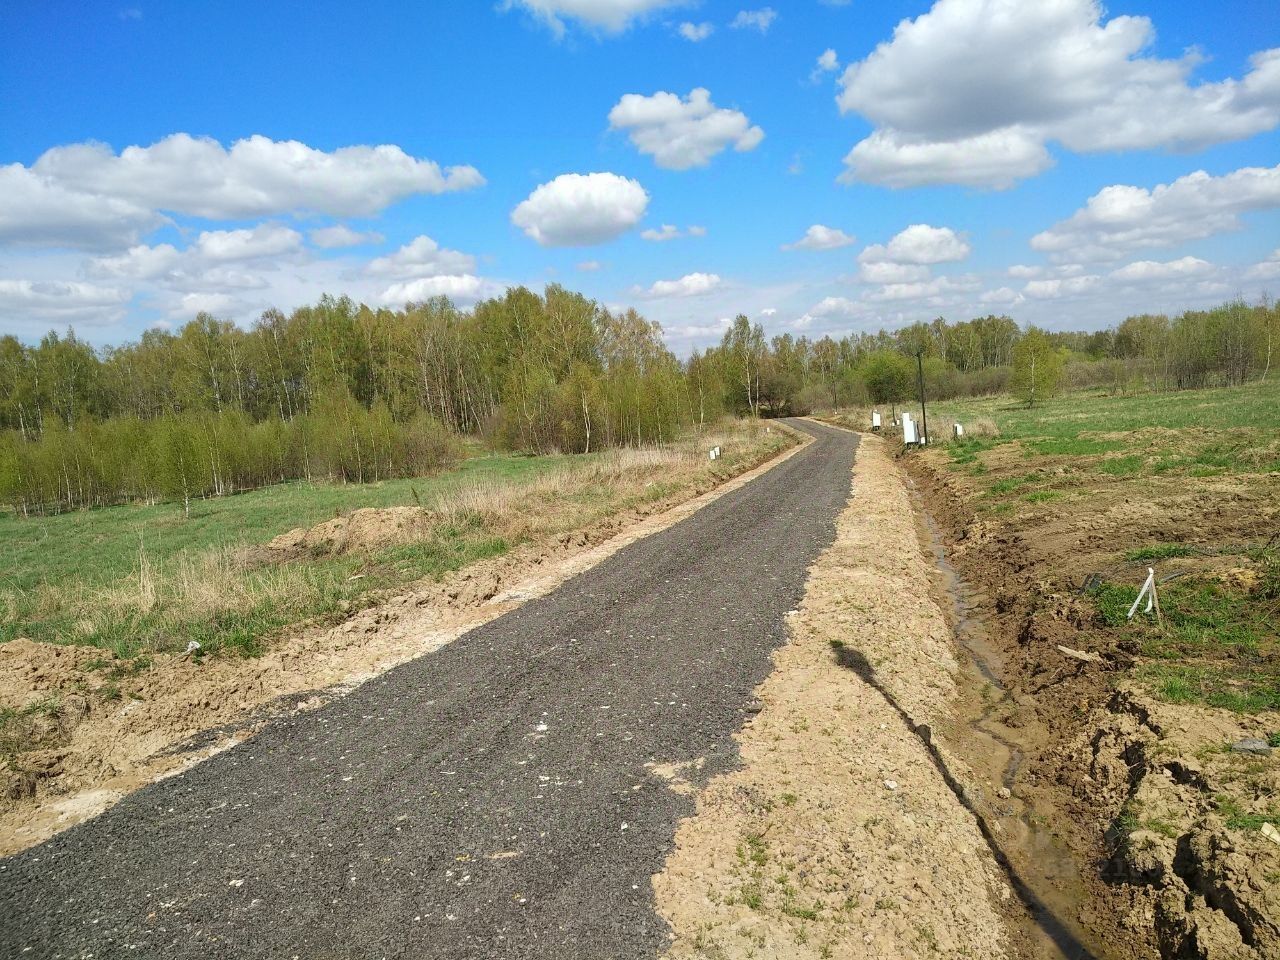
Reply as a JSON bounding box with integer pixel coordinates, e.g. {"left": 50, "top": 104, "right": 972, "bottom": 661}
{"left": 0, "top": 422, "right": 786, "bottom": 661}
{"left": 913, "top": 378, "right": 1280, "bottom": 715}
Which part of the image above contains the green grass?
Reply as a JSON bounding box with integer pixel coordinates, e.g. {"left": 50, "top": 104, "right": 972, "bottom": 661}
{"left": 0, "top": 453, "right": 577, "bottom": 659}
{"left": 0, "top": 453, "right": 572, "bottom": 599}
{"left": 1214, "top": 795, "right": 1280, "bottom": 832}
{"left": 1022, "top": 490, "right": 1063, "bottom": 503}
{"left": 1125, "top": 544, "right": 1195, "bottom": 563}
{"left": 1088, "top": 572, "right": 1278, "bottom": 712}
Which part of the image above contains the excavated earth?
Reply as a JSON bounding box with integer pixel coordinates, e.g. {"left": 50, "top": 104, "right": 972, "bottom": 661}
{"left": 904, "top": 431, "right": 1280, "bottom": 960}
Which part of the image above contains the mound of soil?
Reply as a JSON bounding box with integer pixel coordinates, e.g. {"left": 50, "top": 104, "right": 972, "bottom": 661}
{"left": 265, "top": 506, "right": 433, "bottom": 559}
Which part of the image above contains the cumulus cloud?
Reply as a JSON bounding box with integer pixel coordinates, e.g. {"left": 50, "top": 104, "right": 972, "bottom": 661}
{"left": 678, "top": 21, "right": 713, "bottom": 41}
{"left": 1031, "top": 164, "right": 1280, "bottom": 262}
{"left": 856, "top": 261, "right": 932, "bottom": 284}
{"left": 0, "top": 279, "right": 130, "bottom": 324}
{"left": 86, "top": 223, "right": 304, "bottom": 282}
{"left": 859, "top": 224, "right": 970, "bottom": 265}
{"left": 577, "top": 260, "right": 603, "bottom": 271}
{"left": 836, "top": 0, "right": 1280, "bottom": 188}
{"left": 641, "top": 224, "right": 705, "bottom": 242}
{"left": 839, "top": 128, "right": 1052, "bottom": 190}
{"left": 731, "top": 8, "right": 777, "bottom": 33}
{"left": 379, "top": 274, "right": 495, "bottom": 305}
{"left": 1246, "top": 249, "right": 1280, "bottom": 280}
{"left": 608, "top": 88, "right": 764, "bottom": 170}
{"left": 783, "top": 224, "right": 856, "bottom": 251}
{"left": 1022, "top": 275, "right": 1103, "bottom": 299}
{"left": 504, "top": 0, "right": 683, "bottom": 34}
{"left": 17, "top": 134, "right": 484, "bottom": 225}
{"left": 1110, "top": 256, "right": 1215, "bottom": 283}
{"left": 0, "top": 164, "right": 161, "bottom": 249}
{"left": 864, "top": 274, "right": 980, "bottom": 303}
{"left": 195, "top": 222, "right": 303, "bottom": 262}
{"left": 511, "top": 172, "right": 649, "bottom": 246}
{"left": 365, "top": 235, "right": 476, "bottom": 278}
{"left": 980, "top": 286, "right": 1023, "bottom": 305}
{"left": 310, "top": 225, "right": 384, "bottom": 249}
{"left": 638, "top": 272, "right": 723, "bottom": 298}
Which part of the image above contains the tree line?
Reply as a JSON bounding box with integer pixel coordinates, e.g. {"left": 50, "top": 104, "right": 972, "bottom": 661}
{"left": 1, "top": 288, "right": 1275, "bottom": 513}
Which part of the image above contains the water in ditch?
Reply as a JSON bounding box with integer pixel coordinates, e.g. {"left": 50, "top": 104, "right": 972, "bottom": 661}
{"left": 909, "top": 481, "right": 1108, "bottom": 960}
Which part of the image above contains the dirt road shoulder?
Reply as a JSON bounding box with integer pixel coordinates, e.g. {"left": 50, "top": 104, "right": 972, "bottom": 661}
{"left": 654, "top": 431, "right": 1013, "bottom": 959}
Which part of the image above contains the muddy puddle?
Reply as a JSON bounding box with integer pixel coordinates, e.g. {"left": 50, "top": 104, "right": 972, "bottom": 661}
{"left": 907, "top": 479, "right": 1109, "bottom": 960}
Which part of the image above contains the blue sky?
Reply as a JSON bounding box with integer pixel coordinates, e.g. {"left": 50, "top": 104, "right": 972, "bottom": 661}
{"left": 1, "top": 0, "right": 1278, "bottom": 351}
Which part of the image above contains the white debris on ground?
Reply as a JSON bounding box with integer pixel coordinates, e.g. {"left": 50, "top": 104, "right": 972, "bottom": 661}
{"left": 654, "top": 432, "right": 1011, "bottom": 959}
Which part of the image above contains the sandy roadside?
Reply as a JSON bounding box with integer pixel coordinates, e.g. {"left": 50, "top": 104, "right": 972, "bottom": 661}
{"left": 0, "top": 429, "right": 810, "bottom": 857}
{"left": 653, "top": 430, "right": 1014, "bottom": 959}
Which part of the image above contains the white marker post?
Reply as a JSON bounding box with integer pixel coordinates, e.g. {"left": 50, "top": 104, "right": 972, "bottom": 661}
{"left": 953, "top": 423, "right": 965, "bottom": 439}
{"left": 903, "top": 417, "right": 919, "bottom": 445}
{"left": 1127, "top": 567, "right": 1163, "bottom": 623}
{"left": 872, "top": 411, "right": 882, "bottom": 432}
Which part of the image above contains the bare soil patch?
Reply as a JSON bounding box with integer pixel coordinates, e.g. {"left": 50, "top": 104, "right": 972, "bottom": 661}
{"left": 0, "top": 426, "right": 801, "bottom": 856}
{"left": 905, "top": 429, "right": 1280, "bottom": 960}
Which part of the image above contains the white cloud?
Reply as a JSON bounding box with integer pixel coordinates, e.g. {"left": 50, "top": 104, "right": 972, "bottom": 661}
{"left": 194, "top": 222, "right": 303, "bottom": 262}
{"left": 864, "top": 274, "right": 980, "bottom": 303}
{"left": 609, "top": 88, "right": 764, "bottom": 170}
{"left": 1246, "top": 249, "right": 1280, "bottom": 280}
{"left": 577, "top": 260, "right": 603, "bottom": 271}
{"left": 836, "top": 0, "right": 1280, "bottom": 188}
{"left": 85, "top": 224, "right": 303, "bottom": 287}
{"left": 0, "top": 279, "right": 130, "bottom": 324}
{"left": 641, "top": 224, "right": 681, "bottom": 242}
{"left": 1110, "top": 256, "right": 1215, "bottom": 283}
{"left": 310, "top": 225, "right": 384, "bottom": 249}
{"left": 731, "top": 8, "right": 777, "bottom": 33}
{"left": 0, "top": 164, "right": 161, "bottom": 249}
{"left": 22, "top": 133, "right": 483, "bottom": 222}
{"left": 85, "top": 243, "right": 183, "bottom": 281}
{"left": 639, "top": 272, "right": 723, "bottom": 298}
{"left": 504, "top": 0, "right": 682, "bottom": 34}
{"left": 678, "top": 21, "right": 714, "bottom": 41}
{"left": 815, "top": 49, "right": 840, "bottom": 73}
{"left": 839, "top": 127, "right": 1051, "bottom": 190}
{"left": 1032, "top": 164, "right": 1280, "bottom": 261}
{"left": 379, "top": 275, "right": 494, "bottom": 305}
{"left": 980, "top": 286, "right": 1023, "bottom": 305}
{"left": 365, "top": 235, "right": 476, "bottom": 278}
{"left": 1023, "top": 275, "right": 1103, "bottom": 299}
{"left": 1007, "top": 264, "right": 1043, "bottom": 279}
{"left": 641, "top": 224, "right": 705, "bottom": 242}
{"left": 511, "top": 172, "right": 649, "bottom": 247}
{"left": 857, "top": 261, "right": 931, "bottom": 284}
{"left": 783, "top": 224, "right": 856, "bottom": 251}
{"left": 859, "top": 224, "right": 970, "bottom": 265}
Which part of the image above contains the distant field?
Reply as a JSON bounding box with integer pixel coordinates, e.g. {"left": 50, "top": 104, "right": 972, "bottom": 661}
{"left": 0, "top": 422, "right": 787, "bottom": 660}
{"left": 927, "top": 376, "right": 1280, "bottom": 453}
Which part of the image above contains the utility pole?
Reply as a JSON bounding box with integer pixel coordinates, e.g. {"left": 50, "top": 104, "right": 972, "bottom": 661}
{"left": 916, "top": 349, "right": 930, "bottom": 445}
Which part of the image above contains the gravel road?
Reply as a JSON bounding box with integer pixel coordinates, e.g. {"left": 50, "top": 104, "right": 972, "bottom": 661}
{"left": 0, "top": 419, "right": 857, "bottom": 960}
